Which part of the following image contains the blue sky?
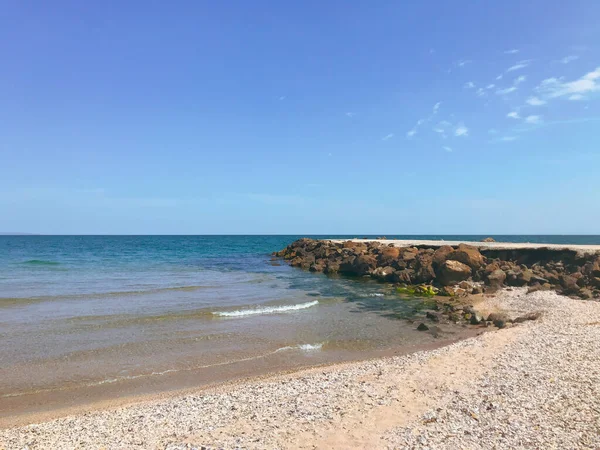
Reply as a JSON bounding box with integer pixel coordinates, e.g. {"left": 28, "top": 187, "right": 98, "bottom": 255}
{"left": 1, "top": 1, "right": 599, "bottom": 234}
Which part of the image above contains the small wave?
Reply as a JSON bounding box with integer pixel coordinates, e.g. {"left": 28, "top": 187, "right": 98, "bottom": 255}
{"left": 213, "top": 300, "right": 319, "bottom": 317}
{"left": 368, "top": 293, "right": 385, "bottom": 297}
{"left": 22, "top": 259, "right": 60, "bottom": 266}
{"left": 276, "top": 342, "right": 324, "bottom": 352}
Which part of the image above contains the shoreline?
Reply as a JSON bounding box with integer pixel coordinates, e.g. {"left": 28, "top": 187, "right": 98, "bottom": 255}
{"left": 0, "top": 329, "right": 481, "bottom": 429}
{"left": 3, "top": 288, "right": 599, "bottom": 449}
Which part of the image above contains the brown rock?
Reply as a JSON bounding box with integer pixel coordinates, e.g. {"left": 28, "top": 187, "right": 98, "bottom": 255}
{"left": 487, "top": 312, "right": 509, "bottom": 328}
{"left": 377, "top": 246, "right": 400, "bottom": 266}
{"left": 437, "top": 260, "right": 472, "bottom": 285}
{"left": 371, "top": 266, "right": 396, "bottom": 281}
{"left": 432, "top": 246, "right": 454, "bottom": 267}
{"left": 342, "top": 254, "right": 377, "bottom": 276}
{"left": 392, "top": 269, "right": 414, "bottom": 284}
{"left": 559, "top": 274, "right": 579, "bottom": 295}
{"left": 487, "top": 269, "right": 507, "bottom": 289}
{"left": 513, "top": 312, "right": 541, "bottom": 323}
{"left": 578, "top": 288, "right": 593, "bottom": 300}
{"left": 481, "top": 237, "right": 496, "bottom": 242}
{"left": 448, "top": 244, "right": 485, "bottom": 269}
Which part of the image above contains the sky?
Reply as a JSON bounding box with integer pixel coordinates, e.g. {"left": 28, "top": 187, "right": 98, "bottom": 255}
{"left": 1, "top": 1, "right": 600, "bottom": 234}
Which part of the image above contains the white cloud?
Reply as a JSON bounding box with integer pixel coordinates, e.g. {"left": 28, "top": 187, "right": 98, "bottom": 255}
{"left": 525, "top": 115, "right": 542, "bottom": 124}
{"left": 535, "top": 67, "right": 600, "bottom": 99}
{"left": 526, "top": 96, "right": 546, "bottom": 106}
{"left": 496, "top": 74, "right": 503, "bottom": 80}
{"left": 464, "top": 81, "right": 476, "bottom": 89}
{"left": 506, "top": 60, "right": 531, "bottom": 72}
{"left": 433, "top": 102, "right": 441, "bottom": 113}
{"left": 279, "top": 96, "right": 286, "bottom": 101}
{"left": 345, "top": 112, "right": 355, "bottom": 117}
{"left": 488, "top": 128, "right": 498, "bottom": 134}
{"left": 501, "top": 136, "right": 518, "bottom": 141}
{"left": 507, "top": 111, "right": 520, "bottom": 119}
{"left": 457, "top": 59, "right": 472, "bottom": 67}
{"left": 406, "top": 129, "right": 417, "bottom": 138}
{"left": 486, "top": 84, "right": 495, "bottom": 89}
{"left": 454, "top": 124, "right": 469, "bottom": 137}
{"left": 559, "top": 55, "right": 579, "bottom": 64}
{"left": 382, "top": 133, "right": 395, "bottom": 141}
{"left": 443, "top": 146, "right": 453, "bottom": 152}
{"left": 496, "top": 86, "right": 517, "bottom": 95}
{"left": 476, "top": 87, "right": 486, "bottom": 97}
{"left": 504, "top": 49, "right": 520, "bottom": 54}
{"left": 569, "top": 94, "right": 584, "bottom": 100}
{"left": 514, "top": 75, "right": 526, "bottom": 85}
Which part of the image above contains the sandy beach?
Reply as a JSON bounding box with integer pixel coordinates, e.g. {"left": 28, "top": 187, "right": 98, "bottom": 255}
{"left": 2, "top": 287, "right": 599, "bottom": 449}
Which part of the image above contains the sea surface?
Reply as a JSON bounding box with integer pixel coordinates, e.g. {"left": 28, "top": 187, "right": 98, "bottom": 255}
{"left": 1, "top": 235, "right": 599, "bottom": 420}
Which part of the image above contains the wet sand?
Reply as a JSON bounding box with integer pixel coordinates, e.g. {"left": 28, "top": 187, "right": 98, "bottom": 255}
{"left": 2, "top": 288, "right": 599, "bottom": 449}
{"left": 0, "top": 329, "right": 479, "bottom": 429}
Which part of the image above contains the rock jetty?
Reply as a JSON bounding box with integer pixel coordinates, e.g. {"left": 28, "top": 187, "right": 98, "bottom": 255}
{"left": 274, "top": 238, "right": 600, "bottom": 300}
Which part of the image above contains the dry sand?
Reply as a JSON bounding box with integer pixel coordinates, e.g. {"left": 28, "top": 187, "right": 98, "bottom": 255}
{"left": 1, "top": 289, "right": 599, "bottom": 449}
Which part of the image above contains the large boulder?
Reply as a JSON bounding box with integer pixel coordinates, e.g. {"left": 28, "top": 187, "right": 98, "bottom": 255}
{"left": 391, "top": 269, "right": 414, "bottom": 284}
{"left": 400, "top": 247, "right": 419, "bottom": 262}
{"left": 377, "top": 246, "right": 400, "bottom": 266}
{"left": 432, "top": 246, "right": 454, "bottom": 267}
{"left": 559, "top": 274, "right": 579, "bottom": 295}
{"left": 448, "top": 244, "right": 485, "bottom": 269}
{"left": 371, "top": 266, "right": 396, "bottom": 281}
{"left": 437, "top": 260, "right": 472, "bottom": 285}
{"left": 340, "top": 254, "right": 377, "bottom": 276}
{"left": 487, "top": 269, "right": 507, "bottom": 290}
{"left": 413, "top": 253, "right": 436, "bottom": 283}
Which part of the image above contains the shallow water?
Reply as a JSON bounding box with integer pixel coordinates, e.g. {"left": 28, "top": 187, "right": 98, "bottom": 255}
{"left": 1, "top": 235, "right": 598, "bottom": 420}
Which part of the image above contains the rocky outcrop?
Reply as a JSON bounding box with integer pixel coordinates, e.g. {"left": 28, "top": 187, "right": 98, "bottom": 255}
{"left": 274, "top": 239, "right": 600, "bottom": 300}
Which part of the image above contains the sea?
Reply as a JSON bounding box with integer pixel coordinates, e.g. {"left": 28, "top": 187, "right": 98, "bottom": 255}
{"left": 1, "top": 235, "right": 599, "bottom": 421}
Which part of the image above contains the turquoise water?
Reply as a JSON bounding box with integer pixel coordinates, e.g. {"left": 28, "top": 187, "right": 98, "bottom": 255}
{"left": 1, "top": 235, "right": 598, "bottom": 412}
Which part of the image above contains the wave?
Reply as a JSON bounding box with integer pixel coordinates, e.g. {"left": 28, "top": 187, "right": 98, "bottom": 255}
{"left": 276, "top": 342, "right": 324, "bottom": 352}
{"left": 22, "top": 259, "right": 60, "bottom": 266}
{"left": 213, "top": 300, "right": 319, "bottom": 317}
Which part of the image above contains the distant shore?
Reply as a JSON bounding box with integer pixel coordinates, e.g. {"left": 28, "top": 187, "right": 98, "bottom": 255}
{"left": 2, "top": 288, "right": 599, "bottom": 449}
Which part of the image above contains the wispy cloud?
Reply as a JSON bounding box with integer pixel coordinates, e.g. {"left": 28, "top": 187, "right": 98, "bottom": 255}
{"left": 504, "top": 49, "right": 520, "bottom": 55}
{"left": 569, "top": 94, "right": 585, "bottom": 101}
{"left": 345, "top": 112, "right": 355, "bottom": 117}
{"left": 457, "top": 59, "right": 472, "bottom": 67}
{"left": 496, "top": 74, "right": 503, "bottom": 80}
{"left": 525, "top": 115, "right": 542, "bottom": 124}
{"left": 514, "top": 75, "right": 526, "bottom": 85}
{"left": 506, "top": 60, "right": 531, "bottom": 72}
{"left": 535, "top": 67, "right": 600, "bottom": 100}
{"left": 382, "top": 133, "right": 394, "bottom": 141}
{"left": 558, "top": 55, "right": 579, "bottom": 64}
{"left": 278, "top": 96, "right": 286, "bottom": 101}
{"left": 455, "top": 123, "right": 469, "bottom": 137}
{"left": 496, "top": 86, "right": 517, "bottom": 95}
{"left": 476, "top": 87, "right": 486, "bottom": 97}
{"left": 501, "top": 136, "right": 518, "bottom": 141}
{"left": 407, "top": 102, "right": 442, "bottom": 139}
{"left": 464, "top": 81, "right": 476, "bottom": 89}
{"left": 507, "top": 111, "right": 520, "bottom": 119}
{"left": 443, "top": 146, "right": 453, "bottom": 152}
{"left": 526, "top": 96, "right": 546, "bottom": 106}
{"left": 486, "top": 84, "right": 495, "bottom": 89}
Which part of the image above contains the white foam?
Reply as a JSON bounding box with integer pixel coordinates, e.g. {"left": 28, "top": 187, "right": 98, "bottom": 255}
{"left": 214, "top": 300, "right": 319, "bottom": 317}
{"left": 276, "top": 342, "right": 324, "bottom": 353}
{"left": 368, "top": 293, "right": 385, "bottom": 297}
